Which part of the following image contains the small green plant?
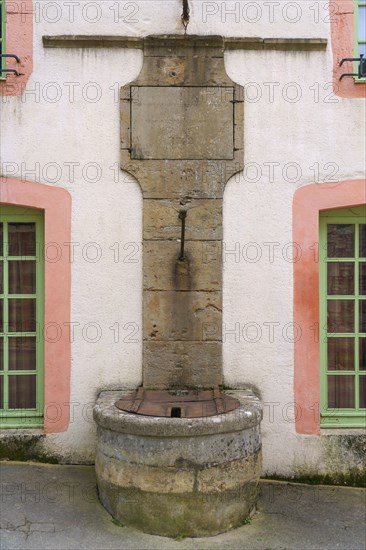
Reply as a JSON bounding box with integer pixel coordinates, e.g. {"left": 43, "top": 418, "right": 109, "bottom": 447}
{"left": 243, "top": 516, "right": 252, "bottom": 525}
{"left": 175, "top": 533, "right": 187, "bottom": 541}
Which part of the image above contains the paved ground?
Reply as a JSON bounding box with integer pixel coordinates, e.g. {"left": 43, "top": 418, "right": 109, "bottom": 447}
{"left": 0, "top": 462, "right": 365, "bottom": 550}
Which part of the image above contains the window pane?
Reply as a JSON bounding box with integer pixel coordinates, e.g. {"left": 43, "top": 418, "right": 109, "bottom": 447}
{"left": 9, "top": 261, "right": 36, "bottom": 294}
{"left": 0, "top": 376, "right": 3, "bottom": 409}
{"left": 328, "top": 375, "right": 355, "bottom": 408}
{"left": 359, "top": 6, "right": 366, "bottom": 40}
{"left": 0, "top": 299, "right": 3, "bottom": 332}
{"left": 327, "top": 337, "right": 354, "bottom": 370}
{"left": 0, "top": 223, "right": 3, "bottom": 256}
{"left": 360, "top": 338, "right": 366, "bottom": 371}
{"left": 360, "top": 377, "right": 366, "bottom": 409}
{"left": 0, "top": 337, "right": 3, "bottom": 371}
{"left": 360, "top": 225, "right": 366, "bottom": 258}
{"left": 8, "top": 375, "right": 36, "bottom": 409}
{"left": 327, "top": 262, "right": 354, "bottom": 295}
{"left": 360, "top": 263, "right": 366, "bottom": 296}
{"left": 0, "top": 261, "right": 3, "bottom": 294}
{"left": 360, "top": 301, "right": 366, "bottom": 333}
{"left": 327, "top": 224, "right": 354, "bottom": 258}
{"left": 8, "top": 223, "right": 36, "bottom": 256}
{"left": 327, "top": 300, "right": 354, "bottom": 332}
{"left": 9, "top": 337, "right": 36, "bottom": 371}
{"left": 8, "top": 299, "right": 36, "bottom": 332}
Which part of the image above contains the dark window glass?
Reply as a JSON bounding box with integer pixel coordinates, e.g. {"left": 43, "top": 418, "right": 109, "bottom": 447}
{"left": 0, "top": 376, "right": 3, "bottom": 409}
{"left": 8, "top": 223, "right": 36, "bottom": 256}
{"left": 0, "top": 299, "right": 3, "bottom": 332}
{"left": 360, "top": 338, "right": 366, "bottom": 371}
{"left": 360, "top": 377, "right": 366, "bottom": 409}
{"left": 0, "top": 337, "right": 3, "bottom": 371}
{"left": 327, "top": 224, "right": 354, "bottom": 258}
{"left": 360, "top": 225, "right": 366, "bottom": 257}
{"left": 327, "top": 262, "right": 354, "bottom": 295}
{"left": 0, "top": 223, "right": 3, "bottom": 256}
{"left": 360, "top": 263, "right": 366, "bottom": 296}
{"left": 327, "top": 338, "right": 354, "bottom": 370}
{"left": 8, "top": 375, "right": 36, "bottom": 409}
{"left": 0, "top": 261, "right": 3, "bottom": 294}
{"left": 328, "top": 375, "right": 355, "bottom": 408}
{"left": 360, "top": 301, "right": 366, "bottom": 333}
{"left": 9, "top": 337, "right": 36, "bottom": 371}
{"left": 9, "top": 261, "right": 36, "bottom": 294}
{"left": 8, "top": 299, "right": 36, "bottom": 332}
{"left": 327, "top": 300, "right": 354, "bottom": 333}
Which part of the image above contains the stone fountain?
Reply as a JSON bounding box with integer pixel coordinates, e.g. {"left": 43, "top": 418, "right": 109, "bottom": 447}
{"left": 93, "top": 35, "right": 262, "bottom": 537}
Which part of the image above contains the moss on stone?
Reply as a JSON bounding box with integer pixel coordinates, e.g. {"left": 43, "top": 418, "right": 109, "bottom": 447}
{"left": 0, "top": 435, "right": 59, "bottom": 464}
{"left": 263, "top": 470, "right": 366, "bottom": 488}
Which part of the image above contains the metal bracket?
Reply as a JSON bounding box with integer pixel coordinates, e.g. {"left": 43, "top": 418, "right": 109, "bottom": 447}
{"left": 0, "top": 54, "right": 21, "bottom": 63}
{"left": 0, "top": 54, "right": 23, "bottom": 76}
{"left": 339, "top": 54, "right": 366, "bottom": 80}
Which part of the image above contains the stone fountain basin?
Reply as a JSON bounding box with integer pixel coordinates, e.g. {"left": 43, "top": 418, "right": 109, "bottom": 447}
{"left": 93, "top": 390, "right": 262, "bottom": 537}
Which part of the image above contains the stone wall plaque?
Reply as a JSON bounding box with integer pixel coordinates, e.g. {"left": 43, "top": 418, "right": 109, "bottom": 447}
{"left": 130, "top": 86, "right": 234, "bottom": 160}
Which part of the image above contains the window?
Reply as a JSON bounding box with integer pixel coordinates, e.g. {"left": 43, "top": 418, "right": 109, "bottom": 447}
{"left": 0, "top": 0, "right": 5, "bottom": 77}
{"left": 0, "top": 205, "right": 44, "bottom": 428}
{"left": 355, "top": 1, "right": 366, "bottom": 76}
{"left": 320, "top": 207, "right": 366, "bottom": 428}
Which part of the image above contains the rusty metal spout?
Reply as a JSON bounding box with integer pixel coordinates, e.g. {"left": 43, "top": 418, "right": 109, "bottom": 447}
{"left": 178, "top": 206, "right": 188, "bottom": 260}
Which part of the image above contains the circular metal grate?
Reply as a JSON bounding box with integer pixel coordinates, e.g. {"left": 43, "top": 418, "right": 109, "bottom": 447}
{"left": 115, "top": 387, "right": 240, "bottom": 418}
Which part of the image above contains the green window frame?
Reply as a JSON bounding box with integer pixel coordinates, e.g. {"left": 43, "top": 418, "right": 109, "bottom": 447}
{"left": 319, "top": 207, "right": 366, "bottom": 428}
{"left": 0, "top": 205, "right": 44, "bottom": 428}
{"left": 0, "top": 0, "right": 5, "bottom": 78}
{"left": 355, "top": 0, "right": 366, "bottom": 79}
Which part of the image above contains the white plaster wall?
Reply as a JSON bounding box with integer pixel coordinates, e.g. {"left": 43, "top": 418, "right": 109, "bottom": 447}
{"left": 223, "top": 47, "right": 366, "bottom": 476}
{"left": 1, "top": 1, "right": 365, "bottom": 469}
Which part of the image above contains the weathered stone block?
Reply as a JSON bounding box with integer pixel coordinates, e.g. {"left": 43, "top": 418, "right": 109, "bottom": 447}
{"left": 130, "top": 86, "right": 234, "bottom": 160}
{"left": 143, "top": 241, "right": 221, "bottom": 291}
{"left": 144, "top": 290, "right": 222, "bottom": 341}
{"left": 120, "top": 100, "right": 130, "bottom": 149}
{"left": 97, "top": 424, "right": 261, "bottom": 467}
{"left": 96, "top": 453, "right": 195, "bottom": 494}
{"left": 143, "top": 341, "right": 222, "bottom": 389}
{"left": 143, "top": 198, "right": 222, "bottom": 240}
{"left": 119, "top": 153, "right": 242, "bottom": 198}
{"left": 97, "top": 478, "right": 258, "bottom": 537}
{"left": 137, "top": 50, "right": 233, "bottom": 88}
{"left": 197, "top": 453, "right": 262, "bottom": 493}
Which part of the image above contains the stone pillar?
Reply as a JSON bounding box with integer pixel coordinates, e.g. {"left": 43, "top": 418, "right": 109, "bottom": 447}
{"left": 120, "top": 36, "right": 244, "bottom": 389}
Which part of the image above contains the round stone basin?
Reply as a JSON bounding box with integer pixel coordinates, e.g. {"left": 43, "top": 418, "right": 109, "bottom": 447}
{"left": 93, "top": 390, "right": 262, "bottom": 538}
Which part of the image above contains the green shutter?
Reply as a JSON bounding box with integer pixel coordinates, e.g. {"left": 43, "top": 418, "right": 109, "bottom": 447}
{"left": 0, "top": 205, "right": 44, "bottom": 428}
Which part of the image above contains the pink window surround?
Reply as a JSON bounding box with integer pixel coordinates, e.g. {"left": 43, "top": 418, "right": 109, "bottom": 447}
{"left": 293, "top": 179, "right": 366, "bottom": 435}
{"left": 0, "top": 178, "right": 71, "bottom": 432}
{"left": 0, "top": 0, "right": 33, "bottom": 96}
{"left": 331, "top": 0, "right": 365, "bottom": 98}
